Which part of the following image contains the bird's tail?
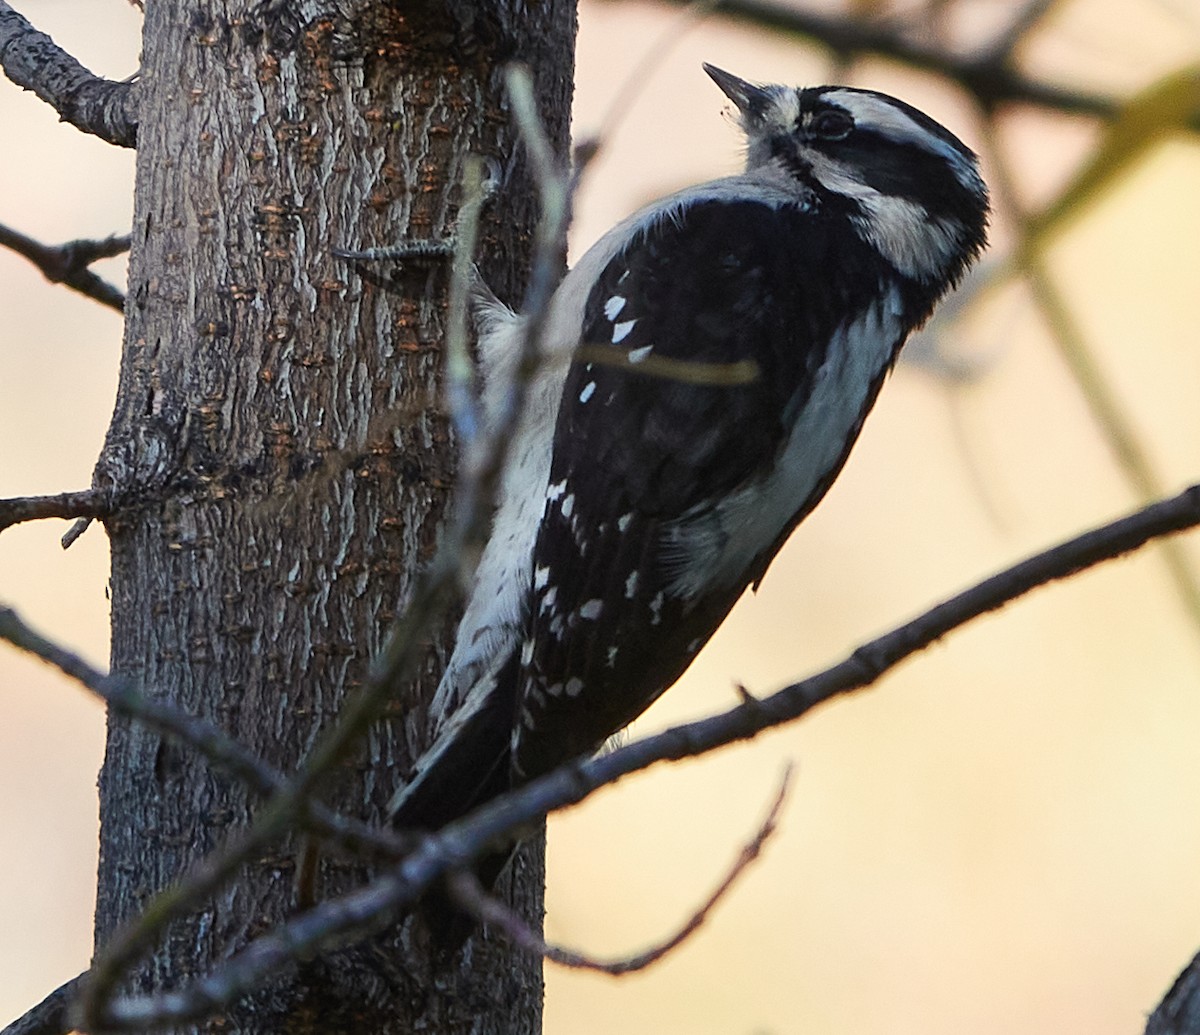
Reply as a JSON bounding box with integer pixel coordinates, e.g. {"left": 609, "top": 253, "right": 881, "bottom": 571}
{"left": 387, "top": 654, "right": 524, "bottom": 954}
{"left": 387, "top": 653, "right": 519, "bottom": 833}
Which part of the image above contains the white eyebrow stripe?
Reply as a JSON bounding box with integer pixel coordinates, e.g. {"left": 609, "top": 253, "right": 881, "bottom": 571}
{"left": 825, "top": 91, "right": 928, "bottom": 144}
{"left": 823, "top": 89, "right": 981, "bottom": 191}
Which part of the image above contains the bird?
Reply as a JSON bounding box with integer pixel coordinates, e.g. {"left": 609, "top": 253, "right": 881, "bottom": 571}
{"left": 388, "top": 64, "right": 989, "bottom": 850}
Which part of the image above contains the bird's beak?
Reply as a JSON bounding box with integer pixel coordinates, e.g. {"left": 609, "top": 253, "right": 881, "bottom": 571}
{"left": 703, "top": 63, "right": 773, "bottom": 123}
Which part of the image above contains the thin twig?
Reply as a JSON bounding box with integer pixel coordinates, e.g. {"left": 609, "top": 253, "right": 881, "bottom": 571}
{"left": 448, "top": 764, "right": 793, "bottom": 974}
{"left": 60, "top": 517, "right": 92, "bottom": 549}
{"left": 446, "top": 62, "right": 575, "bottom": 515}
{"left": 0, "top": 1, "right": 137, "bottom": 147}
{"left": 443, "top": 156, "right": 491, "bottom": 455}
{"left": 575, "top": 344, "right": 759, "bottom": 386}
{"left": 93, "top": 482, "right": 1200, "bottom": 1028}
{"left": 0, "top": 605, "right": 413, "bottom": 862}
{"left": 0, "top": 490, "right": 108, "bottom": 536}
{"left": 507, "top": 64, "right": 570, "bottom": 320}
{"left": 983, "top": 0, "right": 1064, "bottom": 64}
{"left": 0, "top": 224, "right": 128, "bottom": 312}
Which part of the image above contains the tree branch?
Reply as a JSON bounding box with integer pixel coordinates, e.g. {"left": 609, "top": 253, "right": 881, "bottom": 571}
{"left": 0, "top": 223, "right": 128, "bottom": 312}
{"left": 89, "top": 482, "right": 1200, "bottom": 1029}
{"left": 0, "top": 605, "right": 413, "bottom": 861}
{"left": 0, "top": 490, "right": 108, "bottom": 537}
{"left": 605, "top": 0, "right": 1200, "bottom": 132}
{"left": 0, "top": 1, "right": 137, "bottom": 147}
{"left": 447, "top": 763, "right": 792, "bottom": 974}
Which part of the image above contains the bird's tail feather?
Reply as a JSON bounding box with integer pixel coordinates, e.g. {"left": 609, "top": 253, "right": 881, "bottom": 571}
{"left": 388, "top": 653, "right": 519, "bottom": 833}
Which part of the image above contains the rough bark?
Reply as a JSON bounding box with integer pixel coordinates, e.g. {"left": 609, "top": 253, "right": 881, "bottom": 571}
{"left": 92, "top": 1, "right": 574, "bottom": 1031}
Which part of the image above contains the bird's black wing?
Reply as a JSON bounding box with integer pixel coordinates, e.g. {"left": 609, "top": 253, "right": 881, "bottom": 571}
{"left": 513, "top": 198, "right": 885, "bottom": 778}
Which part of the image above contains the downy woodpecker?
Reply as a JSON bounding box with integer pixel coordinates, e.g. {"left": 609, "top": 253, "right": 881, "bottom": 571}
{"left": 388, "top": 65, "right": 989, "bottom": 841}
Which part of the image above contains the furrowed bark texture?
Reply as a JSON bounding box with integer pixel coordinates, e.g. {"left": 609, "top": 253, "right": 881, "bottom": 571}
{"left": 93, "top": 2, "right": 574, "bottom": 1031}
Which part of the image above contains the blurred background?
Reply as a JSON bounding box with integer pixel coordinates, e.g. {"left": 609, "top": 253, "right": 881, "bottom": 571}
{"left": 2, "top": 1, "right": 1199, "bottom": 1032}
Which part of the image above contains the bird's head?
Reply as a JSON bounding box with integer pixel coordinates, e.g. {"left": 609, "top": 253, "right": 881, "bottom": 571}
{"left": 704, "top": 64, "right": 989, "bottom": 286}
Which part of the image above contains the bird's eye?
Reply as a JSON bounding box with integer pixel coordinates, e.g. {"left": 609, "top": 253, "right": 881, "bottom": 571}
{"left": 809, "top": 109, "right": 853, "bottom": 140}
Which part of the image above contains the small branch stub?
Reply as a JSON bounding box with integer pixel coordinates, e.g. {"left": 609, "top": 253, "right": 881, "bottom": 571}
{"left": 0, "top": 490, "right": 107, "bottom": 538}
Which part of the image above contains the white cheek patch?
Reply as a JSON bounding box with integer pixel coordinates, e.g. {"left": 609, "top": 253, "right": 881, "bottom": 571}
{"left": 803, "top": 151, "right": 963, "bottom": 281}
{"left": 852, "top": 198, "right": 965, "bottom": 282}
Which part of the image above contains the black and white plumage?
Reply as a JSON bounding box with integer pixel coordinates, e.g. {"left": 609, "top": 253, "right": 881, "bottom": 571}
{"left": 389, "top": 65, "right": 989, "bottom": 834}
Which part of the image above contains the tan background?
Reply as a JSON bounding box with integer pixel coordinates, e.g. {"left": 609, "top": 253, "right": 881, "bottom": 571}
{"left": 2, "top": 1, "right": 1199, "bottom": 1032}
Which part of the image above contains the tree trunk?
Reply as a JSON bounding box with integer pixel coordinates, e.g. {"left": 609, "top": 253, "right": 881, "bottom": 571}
{"left": 92, "top": 2, "right": 574, "bottom": 1031}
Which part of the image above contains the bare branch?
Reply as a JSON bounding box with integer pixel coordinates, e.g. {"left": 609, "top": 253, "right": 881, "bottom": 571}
{"left": 0, "top": 223, "right": 128, "bottom": 311}
{"left": 0, "top": 1, "right": 137, "bottom": 147}
{"left": 0, "top": 605, "right": 412, "bottom": 861}
{"left": 0, "top": 974, "right": 84, "bottom": 1035}
{"left": 91, "top": 482, "right": 1200, "bottom": 1028}
{"left": 60, "top": 517, "right": 92, "bottom": 549}
{"left": 607, "top": 0, "right": 1200, "bottom": 132}
{"left": 448, "top": 764, "right": 792, "bottom": 974}
{"left": 0, "top": 599, "right": 424, "bottom": 1033}
{"left": 0, "top": 490, "right": 108, "bottom": 536}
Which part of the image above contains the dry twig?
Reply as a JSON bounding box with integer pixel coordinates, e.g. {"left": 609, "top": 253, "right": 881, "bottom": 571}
{"left": 0, "top": 224, "right": 127, "bottom": 311}
{"left": 86, "top": 481, "right": 1200, "bottom": 1028}
{"left": 448, "top": 765, "right": 793, "bottom": 974}
{"left": 0, "top": 490, "right": 107, "bottom": 538}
